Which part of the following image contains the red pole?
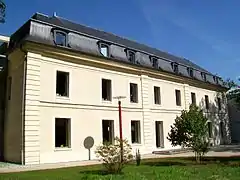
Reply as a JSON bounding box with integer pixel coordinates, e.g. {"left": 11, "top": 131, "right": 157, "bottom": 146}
{"left": 118, "top": 100, "right": 123, "bottom": 140}
{"left": 118, "top": 100, "right": 123, "bottom": 162}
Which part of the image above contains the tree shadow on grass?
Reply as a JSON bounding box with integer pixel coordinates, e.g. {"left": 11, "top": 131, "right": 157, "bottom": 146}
{"left": 79, "top": 169, "right": 124, "bottom": 176}
{"left": 143, "top": 156, "right": 240, "bottom": 167}
{"left": 143, "top": 161, "right": 186, "bottom": 167}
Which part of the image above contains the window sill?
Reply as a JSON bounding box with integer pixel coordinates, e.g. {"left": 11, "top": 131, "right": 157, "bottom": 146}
{"left": 156, "top": 147, "right": 165, "bottom": 149}
{"left": 56, "top": 95, "right": 70, "bottom": 100}
{"left": 54, "top": 147, "right": 72, "bottom": 152}
{"left": 102, "top": 100, "right": 112, "bottom": 104}
{"left": 132, "top": 143, "right": 142, "bottom": 146}
{"left": 130, "top": 101, "right": 138, "bottom": 104}
{"left": 153, "top": 104, "right": 162, "bottom": 107}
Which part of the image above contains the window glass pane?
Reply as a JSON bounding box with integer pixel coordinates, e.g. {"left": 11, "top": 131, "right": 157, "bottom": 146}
{"left": 131, "top": 121, "right": 141, "bottom": 143}
{"left": 56, "top": 71, "right": 69, "bottom": 97}
{"left": 175, "top": 90, "right": 181, "bottom": 106}
{"left": 130, "top": 83, "right": 138, "bottom": 103}
{"left": 191, "top": 92, "right": 196, "bottom": 105}
{"left": 217, "top": 97, "right": 222, "bottom": 110}
{"left": 208, "top": 122, "right": 212, "bottom": 138}
{"left": 102, "top": 79, "right": 112, "bottom": 101}
{"left": 102, "top": 120, "right": 114, "bottom": 144}
{"left": 154, "top": 86, "right": 161, "bottom": 104}
{"left": 205, "top": 95, "right": 209, "bottom": 110}
{"left": 128, "top": 51, "right": 135, "bottom": 63}
{"left": 152, "top": 58, "right": 158, "bottom": 68}
{"left": 55, "top": 118, "right": 71, "bottom": 148}
{"left": 100, "top": 45, "right": 108, "bottom": 57}
{"left": 55, "top": 32, "right": 66, "bottom": 46}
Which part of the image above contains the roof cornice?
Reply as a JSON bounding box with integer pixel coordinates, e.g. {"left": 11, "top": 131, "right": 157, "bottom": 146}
{"left": 22, "top": 41, "right": 228, "bottom": 92}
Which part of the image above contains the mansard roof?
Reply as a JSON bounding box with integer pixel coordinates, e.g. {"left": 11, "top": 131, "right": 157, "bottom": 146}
{"left": 8, "top": 12, "right": 226, "bottom": 88}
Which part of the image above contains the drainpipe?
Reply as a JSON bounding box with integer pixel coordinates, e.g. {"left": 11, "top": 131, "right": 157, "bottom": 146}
{"left": 20, "top": 44, "right": 27, "bottom": 165}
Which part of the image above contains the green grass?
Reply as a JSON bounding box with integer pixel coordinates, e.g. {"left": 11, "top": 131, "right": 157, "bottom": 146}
{"left": 1, "top": 156, "right": 240, "bottom": 180}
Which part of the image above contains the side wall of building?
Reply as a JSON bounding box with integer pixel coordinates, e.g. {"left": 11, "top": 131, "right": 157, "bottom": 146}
{"left": 4, "top": 50, "right": 25, "bottom": 163}
{"left": 228, "top": 98, "right": 240, "bottom": 143}
{"left": 20, "top": 51, "right": 229, "bottom": 164}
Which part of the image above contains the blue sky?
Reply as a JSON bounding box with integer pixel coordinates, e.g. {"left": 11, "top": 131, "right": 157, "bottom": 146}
{"left": 1, "top": 0, "right": 239, "bottom": 81}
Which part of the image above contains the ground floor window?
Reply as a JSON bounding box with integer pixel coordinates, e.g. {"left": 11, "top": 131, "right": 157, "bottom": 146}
{"left": 131, "top": 120, "right": 141, "bottom": 144}
{"left": 220, "top": 122, "right": 224, "bottom": 137}
{"left": 102, "top": 120, "right": 114, "bottom": 144}
{"left": 55, "top": 118, "right": 71, "bottom": 148}
{"left": 207, "top": 122, "right": 213, "bottom": 138}
{"left": 155, "top": 121, "right": 164, "bottom": 148}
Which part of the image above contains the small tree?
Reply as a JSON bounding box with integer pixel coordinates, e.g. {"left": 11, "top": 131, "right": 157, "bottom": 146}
{"left": 167, "top": 105, "right": 209, "bottom": 162}
{"left": 95, "top": 137, "right": 133, "bottom": 174}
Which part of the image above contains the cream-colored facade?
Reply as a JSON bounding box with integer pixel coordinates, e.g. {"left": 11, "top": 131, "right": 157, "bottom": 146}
{"left": 3, "top": 42, "right": 230, "bottom": 165}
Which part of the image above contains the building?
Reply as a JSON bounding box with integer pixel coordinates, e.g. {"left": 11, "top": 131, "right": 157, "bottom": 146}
{"left": 0, "top": 13, "right": 230, "bottom": 165}
{"left": 227, "top": 91, "right": 240, "bottom": 143}
{"left": 0, "top": 34, "right": 9, "bottom": 161}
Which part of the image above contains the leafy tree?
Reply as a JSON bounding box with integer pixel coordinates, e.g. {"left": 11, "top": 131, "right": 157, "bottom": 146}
{"left": 0, "top": 0, "right": 6, "bottom": 23}
{"left": 167, "top": 105, "right": 209, "bottom": 163}
{"left": 95, "top": 137, "right": 133, "bottom": 174}
{"left": 224, "top": 78, "right": 240, "bottom": 108}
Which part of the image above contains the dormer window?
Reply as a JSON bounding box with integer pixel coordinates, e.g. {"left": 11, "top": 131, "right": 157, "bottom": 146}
{"left": 126, "top": 50, "right": 135, "bottom": 63}
{"left": 171, "top": 62, "right": 179, "bottom": 73}
{"left": 201, "top": 72, "right": 207, "bottom": 81}
{"left": 213, "top": 76, "right": 219, "bottom": 84}
{"left": 187, "top": 67, "right": 194, "bottom": 77}
{"left": 99, "top": 43, "right": 109, "bottom": 57}
{"left": 54, "top": 30, "right": 67, "bottom": 46}
{"left": 151, "top": 57, "right": 158, "bottom": 68}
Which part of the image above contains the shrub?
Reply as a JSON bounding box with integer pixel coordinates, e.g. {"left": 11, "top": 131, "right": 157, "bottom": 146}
{"left": 95, "top": 137, "right": 133, "bottom": 173}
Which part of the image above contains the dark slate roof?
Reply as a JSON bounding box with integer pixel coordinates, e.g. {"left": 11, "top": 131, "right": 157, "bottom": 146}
{"left": 7, "top": 12, "right": 226, "bottom": 88}
{"left": 32, "top": 13, "right": 210, "bottom": 74}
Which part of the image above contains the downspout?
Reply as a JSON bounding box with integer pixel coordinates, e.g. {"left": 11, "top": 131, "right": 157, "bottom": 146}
{"left": 20, "top": 44, "right": 27, "bottom": 165}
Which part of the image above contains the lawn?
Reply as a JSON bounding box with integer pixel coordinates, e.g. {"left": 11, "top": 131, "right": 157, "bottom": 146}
{"left": 0, "top": 156, "right": 240, "bottom": 180}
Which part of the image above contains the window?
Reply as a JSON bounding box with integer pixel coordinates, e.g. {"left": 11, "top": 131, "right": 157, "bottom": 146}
{"left": 213, "top": 76, "right": 218, "bottom": 84}
{"left": 191, "top": 92, "right": 196, "bottom": 105}
{"left": 155, "top": 121, "right": 164, "bottom": 148}
{"left": 56, "top": 71, "right": 69, "bottom": 97}
{"left": 172, "top": 63, "right": 179, "bottom": 73}
{"left": 220, "top": 122, "right": 224, "bottom": 138}
{"left": 55, "top": 118, "right": 71, "bottom": 148}
{"left": 175, "top": 90, "right": 181, "bottom": 106}
{"left": 205, "top": 95, "right": 209, "bottom": 110}
{"left": 201, "top": 72, "right": 207, "bottom": 81}
{"left": 154, "top": 86, "right": 161, "bottom": 105}
{"left": 54, "top": 30, "right": 67, "bottom": 46}
{"left": 151, "top": 57, "right": 158, "bottom": 68}
{"left": 187, "top": 67, "right": 194, "bottom": 77}
{"left": 127, "top": 50, "right": 135, "bottom": 63}
{"left": 131, "top": 121, "right": 141, "bottom": 144}
{"left": 102, "top": 79, "right": 112, "bottom": 101}
{"left": 102, "top": 120, "right": 114, "bottom": 144}
{"left": 130, "top": 83, "right": 138, "bottom": 103}
{"left": 207, "top": 122, "right": 212, "bottom": 138}
{"left": 7, "top": 77, "right": 12, "bottom": 100}
{"left": 99, "top": 43, "right": 109, "bottom": 57}
{"left": 217, "top": 97, "right": 222, "bottom": 111}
